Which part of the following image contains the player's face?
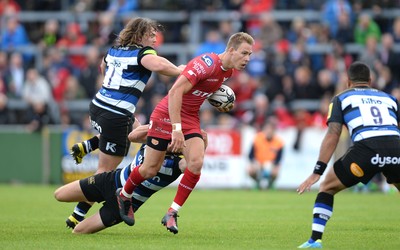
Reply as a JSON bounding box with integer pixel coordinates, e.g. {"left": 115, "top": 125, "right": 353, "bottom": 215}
{"left": 231, "top": 42, "right": 252, "bottom": 71}
{"left": 141, "top": 28, "right": 157, "bottom": 47}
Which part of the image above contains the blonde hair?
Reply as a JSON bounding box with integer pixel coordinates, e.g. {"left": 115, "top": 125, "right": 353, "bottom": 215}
{"left": 226, "top": 32, "right": 254, "bottom": 51}
{"left": 116, "top": 17, "right": 163, "bottom": 46}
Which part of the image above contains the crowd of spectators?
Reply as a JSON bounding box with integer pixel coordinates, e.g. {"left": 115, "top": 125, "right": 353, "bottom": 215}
{"left": 1, "top": 0, "right": 400, "bottom": 133}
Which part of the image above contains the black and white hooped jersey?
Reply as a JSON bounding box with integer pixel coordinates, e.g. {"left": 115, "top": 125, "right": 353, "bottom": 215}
{"left": 92, "top": 45, "right": 156, "bottom": 116}
{"left": 328, "top": 86, "right": 400, "bottom": 142}
{"left": 114, "top": 144, "right": 183, "bottom": 210}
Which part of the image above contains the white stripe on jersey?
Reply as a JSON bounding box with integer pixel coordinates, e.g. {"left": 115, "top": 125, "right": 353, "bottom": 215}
{"left": 94, "top": 93, "right": 136, "bottom": 113}
{"left": 341, "top": 95, "right": 397, "bottom": 110}
{"left": 313, "top": 207, "right": 333, "bottom": 217}
{"left": 92, "top": 99, "right": 126, "bottom": 116}
{"left": 103, "top": 55, "right": 141, "bottom": 88}
{"left": 354, "top": 130, "right": 400, "bottom": 141}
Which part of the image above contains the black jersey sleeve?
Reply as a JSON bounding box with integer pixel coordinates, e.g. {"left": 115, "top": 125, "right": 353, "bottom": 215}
{"left": 327, "top": 95, "right": 343, "bottom": 125}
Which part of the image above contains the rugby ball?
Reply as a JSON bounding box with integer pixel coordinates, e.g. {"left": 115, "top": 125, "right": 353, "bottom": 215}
{"left": 207, "top": 84, "right": 236, "bottom": 109}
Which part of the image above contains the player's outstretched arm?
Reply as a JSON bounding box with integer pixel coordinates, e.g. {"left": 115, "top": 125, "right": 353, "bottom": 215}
{"left": 141, "top": 54, "right": 182, "bottom": 77}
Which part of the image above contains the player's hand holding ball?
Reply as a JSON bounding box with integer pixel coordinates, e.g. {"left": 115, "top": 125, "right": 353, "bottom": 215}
{"left": 207, "top": 84, "right": 236, "bottom": 113}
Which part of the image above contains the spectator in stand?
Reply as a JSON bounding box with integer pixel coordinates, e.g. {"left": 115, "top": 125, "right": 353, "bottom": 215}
{"left": 310, "top": 93, "right": 331, "bottom": 129}
{"left": 0, "top": 0, "right": 20, "bottom": 16}
{"left": 92, "top": 12, "right": 118, "bottom": 47}
{"left": 357, "top": 35, "right": 380, "bottom": 73}
{"left": 247, "top": 116, "right": 284, "bottom": 190}
{"left": 258, "top": 13, "right": 283, "bottom": 51}
{"left": 293, "top": 65, "right": 319, "bottom": 100}
{"left": 321, "top": 0, "right": 353, "bottom": 39}
{"left": 335, "top": 11, "right": 354, "bottom": 43}
{"left": 57, "top": 22, "right": 87, "bottom": 74}
{"left": 64, "top": 75, "right": 85, "bottom": 101}
{"left": 324, "top": 40, "right": 353, "bottom": 81}
{"left": 374, "top": 64, "right": 396, "bottom": 93}
{"left": 286, "top": 17, "right": 307, "bottom": 44}
{"left": 316, "top": 69, "right": 336, "bottom": 98}
{"left": 240, "top": 0, "right": 275, "bottom": 37}
{"left": 78, "top": 46, "right": 101, "bottom": 99}
{"left": 354, "top": 13, "right": 381, "bottom": 45}
{"left": 39, "top": 19, "right": 61, "bottom": 49}
{"left": 245, "top": 39, "right": 267, "bottom": 80}
{"left": 391, "top": 17, "right": 400, "bottom": 43}
{"left": 0, "top": 16, "right": 32, "bottom": 61}
{"left": 229, "top": 71, "right": 259, "bottom": 119}
{"left": 107, "top": 0, "right": 138, "bottom": 15}
{"left": 195, "top": 29, "right": 226, "bottom": 57}
{"left": 379, "top": 33, "right": 400, "bottom": 84}
{"left": 41, "top": 47, "right": 72, "bottom": 102}
{"left": 22, "top": 68, "right": 53, "bottom": 132}
{"left": 4, "top": 52, "right": 25, "bottom": 98}
{"left": 247, "top": 93, "right": 271, "bottom": 131}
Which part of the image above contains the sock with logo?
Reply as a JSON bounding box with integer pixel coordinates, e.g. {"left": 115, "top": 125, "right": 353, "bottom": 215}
{"left": 309, "top": 192, "right": 333, "bottom": 242}
{"left": 170, "top": 168, "right": 200, "bottom": 210}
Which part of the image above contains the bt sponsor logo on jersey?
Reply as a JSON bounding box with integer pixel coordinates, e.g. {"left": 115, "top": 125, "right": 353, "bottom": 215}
{"left": 371, "top": 154, "right": 400, "bottom": 167}
{"left": 361, "top": 98, "right": 382, "bottom": 105}
{"left": 192, "top": 89, "right": 213, "bottom": 98}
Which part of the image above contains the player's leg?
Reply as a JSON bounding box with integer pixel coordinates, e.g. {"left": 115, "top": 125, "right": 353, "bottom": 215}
{"left": 117, "top": 144, "right": 167, "bottom": 226}
{"left": 162, "top": 135, "right": 204, "bottom": 234}
{"left": 72, "top": 212, "right": 106, "bottom": 234}
{"left": 70, "top": 135, "right": 99, "bottom": 164}
{"left": 54, "top": 180, "right": 87, "bottom": 202}
{"left": 298, "top": 159, "right": 350, "bottom": 249}
{"left": 54, "top": 180, "right": 90, "bottom": 228}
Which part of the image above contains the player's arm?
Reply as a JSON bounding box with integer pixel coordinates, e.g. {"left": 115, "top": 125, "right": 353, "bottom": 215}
{"left": 100, "top": 57, "right": 106, "bottom": 75}
{"left": 141, "top": 52, "right": 182, "bottom": 76}
{"left": 316, "top": 122, "right": 342, "bottom": 164}
{"left": 168, "top": 75, "right": 193, "bottom": 152}
{"left": 128, "top": 124, "right": 150, "bottom": 143}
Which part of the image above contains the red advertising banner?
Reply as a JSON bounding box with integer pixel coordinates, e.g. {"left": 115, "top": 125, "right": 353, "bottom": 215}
{"left": 205, "top": 129, "right": 241, "bottom": 156}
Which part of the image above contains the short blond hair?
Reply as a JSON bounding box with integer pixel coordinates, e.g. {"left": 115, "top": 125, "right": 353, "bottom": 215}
{"left": 226, "top": 32, "right": 254, "bottom": 51}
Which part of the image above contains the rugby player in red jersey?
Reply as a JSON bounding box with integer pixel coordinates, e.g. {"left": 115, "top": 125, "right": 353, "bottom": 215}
{"left": 116, "top": 32, "right": 255, "bottom": 233}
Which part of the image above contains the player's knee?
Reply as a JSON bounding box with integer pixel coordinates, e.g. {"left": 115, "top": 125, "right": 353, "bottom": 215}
{"left": 53, "top": 188, "right": 64, "bottom": 201}
{"left": 187, "top": 158, "right": 203, "bottom": 172}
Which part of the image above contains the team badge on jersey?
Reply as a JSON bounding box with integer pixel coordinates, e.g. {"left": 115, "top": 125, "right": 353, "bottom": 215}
{"left": 201, "top": 55, "right": 214, "bottom": 67}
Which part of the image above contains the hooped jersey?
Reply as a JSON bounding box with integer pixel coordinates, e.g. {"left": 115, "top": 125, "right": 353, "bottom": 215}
{"left": 92, "top": 45, "right": 156, "bottom": 116}
{"left": 115, "top": 144, "right": 183, "bottom": 210}
{"left": 153, "top": 53, "right": 233, "bottom": 128}
{"left": 328, "top": 86, "right": 400, "bottom": 142}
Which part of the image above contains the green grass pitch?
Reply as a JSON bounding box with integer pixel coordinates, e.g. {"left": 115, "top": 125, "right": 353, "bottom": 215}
{"left": 0, "top": 184, "right": 399, "bottom": 249}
